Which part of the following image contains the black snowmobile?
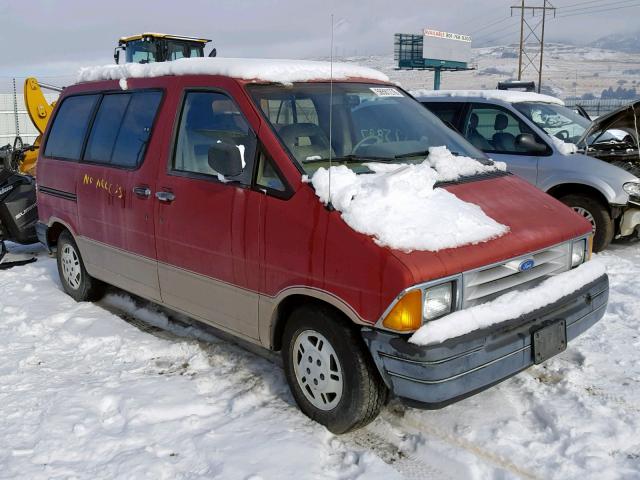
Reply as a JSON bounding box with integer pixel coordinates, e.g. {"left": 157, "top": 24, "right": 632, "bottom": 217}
{"left": 0, "top": 168, "right": 39, "bottom": 269}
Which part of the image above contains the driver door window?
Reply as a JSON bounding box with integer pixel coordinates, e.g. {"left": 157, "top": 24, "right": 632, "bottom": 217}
{"left": 173, "top": 91, "right": 257, "bottom": 185}
{"left": 465, "top": 105, "right": 540, "bottom": 154}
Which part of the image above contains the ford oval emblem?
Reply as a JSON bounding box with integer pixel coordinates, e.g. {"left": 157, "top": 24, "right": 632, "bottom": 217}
{"left": 519, "top": 259, "right": 535, "bottom": 272}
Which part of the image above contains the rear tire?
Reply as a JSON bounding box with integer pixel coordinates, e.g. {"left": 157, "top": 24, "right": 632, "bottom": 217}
{"left": 559, "top": 194, "right": 613, "bottom": 252}
{"left": 282, "top": 304, "right": 387, "bottom": 434}
{"left": 56, "top": 230, "right": 105, "bottom": 302}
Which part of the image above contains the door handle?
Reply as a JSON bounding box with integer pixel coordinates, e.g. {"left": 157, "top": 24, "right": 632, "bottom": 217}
{"left": 133, "top": 186, "right": 152, "bottom": 198}
{"left": 155, "top": 191, "right": 175, "bottom": 203}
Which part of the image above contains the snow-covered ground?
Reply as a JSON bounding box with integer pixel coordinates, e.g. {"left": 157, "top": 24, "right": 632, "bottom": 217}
{"left": 1, "top": 241, "right": 640, "bottom": 479}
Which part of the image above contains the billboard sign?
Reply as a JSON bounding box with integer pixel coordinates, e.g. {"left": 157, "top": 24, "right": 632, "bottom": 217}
{"left": 423, "top": 28, "right": 472, "bottom": 64}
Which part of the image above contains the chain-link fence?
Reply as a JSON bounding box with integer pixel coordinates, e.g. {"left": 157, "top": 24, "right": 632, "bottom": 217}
{"left": 564, "top": 98, "right": 637, "bottom": 118}
{"left": 0, "top": 77, "right": 63, "bottom": 147}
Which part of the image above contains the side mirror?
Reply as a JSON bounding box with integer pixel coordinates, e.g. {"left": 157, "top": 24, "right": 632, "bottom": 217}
{"left": 113, "top": 46, "right": 124, "bottom": 64}
{"left": 208, "top": 143, "right": 243, "bottom": 177}
{"left": 515, "top": 133, "right": 547, "bottom": 153}
{"left": 209, "top": 47, "right": 217, "bottom": 58}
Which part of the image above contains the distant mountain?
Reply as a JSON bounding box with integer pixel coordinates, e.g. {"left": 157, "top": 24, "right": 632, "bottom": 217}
{"left": 590, "top": 31, "right": 640, "bottom": 53}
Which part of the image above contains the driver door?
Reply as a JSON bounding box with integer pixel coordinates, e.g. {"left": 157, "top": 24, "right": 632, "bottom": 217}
{"left": 154, "top": 88, "right": 263, "bottom": 340}
{"left": 463, "top": 104, "right": 548, "bottom": 185}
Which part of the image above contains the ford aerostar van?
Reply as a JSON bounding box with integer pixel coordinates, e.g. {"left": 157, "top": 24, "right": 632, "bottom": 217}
{"left": 36, "top": 58, "right": 609, "bottom": 434}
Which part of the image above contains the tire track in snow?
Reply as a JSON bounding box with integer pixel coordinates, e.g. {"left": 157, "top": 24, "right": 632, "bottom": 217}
{"left": 379, "top": 408, "right": 542, "bottom": 480}
{"left": 343, "top": 428, "right": 453, "bottom": 480}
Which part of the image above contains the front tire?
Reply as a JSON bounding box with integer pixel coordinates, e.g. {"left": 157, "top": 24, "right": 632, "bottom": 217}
{"left": 559, "top": 194, "right": 613, "bottom": 252}
{"left": 282, "top": 304, "right": 387, "bottom": 434}
{"left": 56, "top": 230, "right": 105, "bottom": 302}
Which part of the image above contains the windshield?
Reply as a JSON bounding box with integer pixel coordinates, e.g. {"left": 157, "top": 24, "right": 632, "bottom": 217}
{"left": 515, "top": 102, "right": 616, "bottom": 146}
{"left": 248, "top": 83, "right": 486, "bottom": 174}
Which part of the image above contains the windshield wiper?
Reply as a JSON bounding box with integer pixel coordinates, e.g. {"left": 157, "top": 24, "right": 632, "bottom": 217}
{"left": 302, "top": 154, "right": 395, "bottom": 164}
{"left": 394, "top": 150, "right": 438, "bottom": 159}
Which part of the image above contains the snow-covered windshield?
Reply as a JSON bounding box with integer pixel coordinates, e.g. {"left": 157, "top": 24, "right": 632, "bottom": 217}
{"left": 515, "top": 102, "right": 616, "bottom": 146}
{"left": 248, "top": 83, "right": 486, "bottom": 175}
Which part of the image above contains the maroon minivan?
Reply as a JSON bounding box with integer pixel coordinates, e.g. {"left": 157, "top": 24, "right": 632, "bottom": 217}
{"left": 36, "top": 58, "right": 608, "bottom": 433}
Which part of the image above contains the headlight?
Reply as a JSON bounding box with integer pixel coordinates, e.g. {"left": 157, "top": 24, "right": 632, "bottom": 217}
{"left": 571, "top": 239, "right": 587, "bottom": 267}
{"left": 623, "top": 182, "right": 640, "bottom": 197}
{"left": 423, "top": 282, "right": 453, "bottom": 321}
{"left": 382, "top": 281, "right": 455, "bottom": 332}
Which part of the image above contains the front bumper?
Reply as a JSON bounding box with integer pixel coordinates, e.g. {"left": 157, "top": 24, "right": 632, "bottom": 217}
{"left": 619, "top": 207, "right": 640, "bottom": 237}
{"left": 362, "top": 274, "right": 609, "bottom": 408}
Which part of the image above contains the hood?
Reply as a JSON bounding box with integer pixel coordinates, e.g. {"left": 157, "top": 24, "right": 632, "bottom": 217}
{"left": 578, "top": 100, "right": 640, "bottom": 147}
{"left": 390, "top": 173, "right": 591, "bottom": 283}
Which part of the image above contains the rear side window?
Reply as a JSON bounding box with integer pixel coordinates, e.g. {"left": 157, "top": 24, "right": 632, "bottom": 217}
{"left": 422, "top": 102, "right": 464, "bottom": 127}
{"left": 85, "top": 91, "right": 162, "bottom": 168}
{"left": 44, "top": 95, "right": 99, "bottom": 160}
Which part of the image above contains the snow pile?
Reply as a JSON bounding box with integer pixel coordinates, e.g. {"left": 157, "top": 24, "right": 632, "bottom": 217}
{"left": 77, "top": 57, "right": 389, "bottom": 86}
{"left": 427, "top": 145, "right": 506, "bottom": 181}
{"left": 411, "top": 89, "right": 565, "bottom": 106}
{"left": 310, "top": 147, "right": 508, "bottom": 252}
{"left": 410, "top": 259, "right": 606, "bottom": 346}
{"left": 550, "top": 135, "right": 579, "bottom": 155}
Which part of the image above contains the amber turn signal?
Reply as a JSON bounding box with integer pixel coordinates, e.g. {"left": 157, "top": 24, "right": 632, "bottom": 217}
{"left": 587, "top": 235, "right": 593, "bottom": 261}
{"left": 382, "top": 289, "right": 423, "bottom": 332}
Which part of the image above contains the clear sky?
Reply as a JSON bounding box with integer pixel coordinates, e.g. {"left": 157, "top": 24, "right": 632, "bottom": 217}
{"left": 0, "top": 0, "right": 637, "bottom": 83}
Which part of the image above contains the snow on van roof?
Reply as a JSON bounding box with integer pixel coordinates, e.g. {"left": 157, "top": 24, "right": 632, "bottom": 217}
{"left": 410, "top": 89, "right": 565, "bottom": 106}
{"left": 76, "top": 57, "right": 389, "bottom": 86}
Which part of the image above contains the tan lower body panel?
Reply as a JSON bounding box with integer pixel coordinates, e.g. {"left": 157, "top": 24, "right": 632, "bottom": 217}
{"left": 158, "top": 263, "right": 260, "bottom": 341}
{"left": 77, "top": 236, "right": 162, "bottom": 302}
{"left": 75, "top": 237, "right": 364, "bottom": 350}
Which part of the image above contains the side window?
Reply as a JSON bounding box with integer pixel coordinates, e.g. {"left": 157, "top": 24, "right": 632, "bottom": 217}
{"left": 465, "top": 104, "right": 539, "bottom": 154}
{"left": 84, "top": 91, "right": 162, "bottom": 168}
{"left": 256, "top": 151, "right": 286, "bottom": 193}
{"left": 111, "top": 92, "right": 162, "bottom": 168}
{"left": 422, "top": 102, "right": 463, "bottom": 127}
{"left": 44, "top": 95, "right": 99, "bottom": 160}
{"left": 173, "top": 91, "right": 257, "bottom": 186}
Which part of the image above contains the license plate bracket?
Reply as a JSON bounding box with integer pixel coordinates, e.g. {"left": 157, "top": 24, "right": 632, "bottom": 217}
{"left": 532, "top": 320, "right": 567, "bottom": 364}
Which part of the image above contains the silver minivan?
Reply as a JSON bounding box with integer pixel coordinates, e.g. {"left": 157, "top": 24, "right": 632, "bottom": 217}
{"left": 414, "top": 90, "right": 640, "bottom": 251}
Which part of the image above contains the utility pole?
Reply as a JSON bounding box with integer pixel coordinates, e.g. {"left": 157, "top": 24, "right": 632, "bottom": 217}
{"left": 511, "top": 1, "right": 556, "bottom": 93}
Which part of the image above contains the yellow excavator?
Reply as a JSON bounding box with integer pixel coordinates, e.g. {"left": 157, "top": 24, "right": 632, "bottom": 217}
{"left": 6, "top": 33, "right": 214, "bottom": 176}
{"left": 11, "top": 78, "right": 61, "bottom": 176}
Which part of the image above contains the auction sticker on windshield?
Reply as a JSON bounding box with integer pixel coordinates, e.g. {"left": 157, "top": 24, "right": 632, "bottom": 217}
{"left": 370, "top": 87, "right": 403, "bottom": 97}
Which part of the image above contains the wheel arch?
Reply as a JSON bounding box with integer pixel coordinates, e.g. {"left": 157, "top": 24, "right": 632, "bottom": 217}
{"left": 46, "top": 217, "right": 77, "bottom": 247}
{"left": 546, "top": 183, "right": 611, "bottom": 213}
{"left": 266, "top": 289, "right": 368, "bottom": 352}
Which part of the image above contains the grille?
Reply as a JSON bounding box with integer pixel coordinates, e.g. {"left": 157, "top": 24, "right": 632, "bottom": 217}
{"left": 462, "top": 242, "right": 571, "bottom": 308}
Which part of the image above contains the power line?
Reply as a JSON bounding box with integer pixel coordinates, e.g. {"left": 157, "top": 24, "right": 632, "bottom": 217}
{"left": 553, "top": 0, "right": 602, "bottom": 8}
{"left": 470, "top": 17, "right": 512, "bottom": 35}
{"left": 557, "top": 0, "right": 640, "bottom": 14}
{"left": 556, "top": 1, "right": 640, "bottom": 17}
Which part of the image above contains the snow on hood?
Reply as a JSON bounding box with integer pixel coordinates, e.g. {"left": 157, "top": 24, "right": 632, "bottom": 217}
{"left": 411, "top": 89, "right": 565, "bottom": 106}
{"left": 410, "top": 259, "right": 606, "bottom": 346}
{"left": 77, "top": 57, "right": 389, "bottom": 86}
{"left": 550, "top": 135, "right": 579, "bottom": 155}
{"left": 578, "top": 100, "right": 640, "bottom": 147}
{"left": 310, "top": 146, "right": 509, "bottom": 252}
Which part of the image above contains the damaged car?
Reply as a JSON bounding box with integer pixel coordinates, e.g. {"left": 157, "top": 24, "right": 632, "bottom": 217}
{"left": 415, "top": 90, "right": 640, "bottom": 251}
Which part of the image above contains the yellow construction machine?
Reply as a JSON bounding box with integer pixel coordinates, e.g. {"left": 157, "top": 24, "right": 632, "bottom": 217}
{"left": 17, "top": 78, "right": 61, "bottom": 176}
{"left": 3, "top": 33, "right": 214, "bottom": 177}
